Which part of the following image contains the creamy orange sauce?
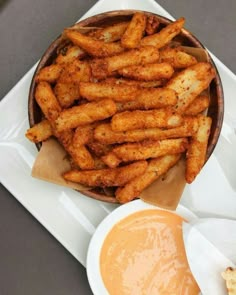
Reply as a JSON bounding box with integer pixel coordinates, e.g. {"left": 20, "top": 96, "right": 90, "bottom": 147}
{"left": 100, "top": 209, "right": 199, "bottom": 295}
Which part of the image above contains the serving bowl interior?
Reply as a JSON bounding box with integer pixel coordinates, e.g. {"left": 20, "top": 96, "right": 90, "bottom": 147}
{"left": 28, "top": 10, "right": 224, "bottom": 204}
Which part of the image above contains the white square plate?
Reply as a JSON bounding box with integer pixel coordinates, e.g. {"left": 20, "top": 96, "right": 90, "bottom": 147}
{"left": 0, "top": 0, "right": 236, "bottom": 267}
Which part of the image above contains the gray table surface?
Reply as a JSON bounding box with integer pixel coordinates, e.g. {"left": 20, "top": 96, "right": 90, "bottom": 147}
{"left": 0, "top": 0, "right": 235, "bottom": 294}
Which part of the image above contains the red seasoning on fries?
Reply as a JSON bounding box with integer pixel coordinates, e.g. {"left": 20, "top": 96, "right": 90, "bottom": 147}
{"left": 121, "top": 12, "right": 147, "bottom": 49}
{"left": 26, "top": 12, "right": 217, "bottom": 204}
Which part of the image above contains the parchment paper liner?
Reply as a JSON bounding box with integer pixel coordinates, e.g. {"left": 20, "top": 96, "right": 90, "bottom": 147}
{"left": 32, "top": 138, "right": 89, "bottom": 191}
{"left": 31, "top": 46, "right": 210, "bottom": 209}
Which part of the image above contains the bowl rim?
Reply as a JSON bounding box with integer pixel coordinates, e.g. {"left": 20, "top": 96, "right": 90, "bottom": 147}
{"left": 86, "top": 199, "right": 198, "bottom": 295}
{"left": 28, "top": 10, "right": 224, "bottom": 204}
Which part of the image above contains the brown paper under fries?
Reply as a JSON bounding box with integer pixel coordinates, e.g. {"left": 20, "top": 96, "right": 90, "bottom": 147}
{"left": 31, "top": 138, "right": 88, "bottom": 191}
{"left": 31, "top": 47, "right": 209, "bottom": 208}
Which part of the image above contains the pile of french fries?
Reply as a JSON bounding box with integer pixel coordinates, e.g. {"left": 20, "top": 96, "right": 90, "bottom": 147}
{"left": 26, "top": 12, "right": 215, "bottom": 203}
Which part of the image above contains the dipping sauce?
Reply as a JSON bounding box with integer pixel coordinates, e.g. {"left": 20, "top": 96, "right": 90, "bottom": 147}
{"left": 100, "top": 209, "right": 199, "bottom": 295}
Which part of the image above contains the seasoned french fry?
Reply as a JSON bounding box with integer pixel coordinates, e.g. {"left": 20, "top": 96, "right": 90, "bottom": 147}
{"left": 159, "top": 47, "right": 197, "bottom": 68}
{"left": 111, "top": 108, "right": 182, "bottom": 132}
{"left": 186, "top": 115, "right": 212, "bottom": 183}
{"left": 25, "top": 120, "right": 53, "bottom": 143}
{"left": 55, "top": 98, "right": 117, "bottom": 131}
{"left": 35, "top": 64, "right": 63, "bottom": 83}
{"left": 141, "top": 17, "right": 185, "bottom": 48}
{"left": 69, "top": 144, "right": 95, "bottom": 170}
{"left": 112, "top": 138, "right": 188, "bottom": 161}
{"left": 35, "top": 82, "right": 62, "bottom": 125}
{"left": 52, "top": 127, "right": 95, "bottom": 170}
{"left": 94, "top": 123, "right": 126, "bottom": 144}
{"left": 145, "top": 15, "right": 160, "bottom": 35}
{"left": 39, "top": 126, "right": 90, "bottom": 171}
{"left": 90, "top": 46, "right": 159, "bottom": 79}
{"left": 65, "top": 29, "right": 124, "bottom": 57}
{"left": 184, "top": 94, "right": 210, "bottom": 116}
{"left": 104, "top": 77, "right": 163, "bottom": 88}
{"left": 118, "top": 63, "right": 174, "bottom": 81}
{"left": 54, "top": 129, "right": 74, "bottom": 150}
{"left": 89, "top": 22, "right": 129, "bottom": 42}
{"left": 54, "top": 82, "right": 80, "bottom": 108}
{"left": 101, "top": 152, "right": 121, "bottom": 168}
{"left": 58, "top": 129, "right": 95, "bottom": 170}
{"left": 58, "top": 59, "right": 91, "bottom": 84}
{"left": 87, "top": 141, "right": 113, "bottom": 157}
{"left": 56, "top": 45, "right": 86, "bottom": 64}
{"left": 121, "top": 12, "right": 147, "bottom": 49}
{"left": 95, "top": 117, "right": 198, "bottom": 144}
{"left": 63, "top": 160, "right": 148, "bottom": 187}
{"left": 73, "top": 124, "right": 94, "bottom": 146}
{"left": 116, "top": 154, "right": 181, "bottom": 203}
{"left": 79, "top": 82, "right": 139, "bottom": 102}
{"left": 167, "top": 62, "right": 215, "bottom": 113}
{"left": 116, "top": 88, "right": 177, "bottom": 112}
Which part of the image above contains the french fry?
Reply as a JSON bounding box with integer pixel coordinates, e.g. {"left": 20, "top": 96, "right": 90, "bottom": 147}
{"left": 186, "top": 115, "right": 212, "bottom": 183}
{"left": 65, "top": 29, "right": 124, "bottom": 57}
{"left": 73, "top": 124, "right": 95, "bottom": 146}
{"left": 184, "top": 94, "right": 210, "bottom": 116}
{"left": 58, "top": 59, "right": 91, "bottom": 84}
{"left": 53, "top": 130, "right": 74, "bottom": 151}
{"left": 112, "top": 138, "right": 188, "bottom": 162}
{"left": 145, "top": 15, "right": 160, "bottom": 35}
{"left": 116, "top": 154, "right": 181, "bottom": 203}
{"left": 55, "top": 98, "right": 117, "bottom": 132}
{"left": 63, "top": 160, "right": 148, "bottom": 187}
{"left": 101, "top": 152, "right": 122, "bottom": 168}
{"left": 89, "top": 22, "right": 129, "bottom": 42}
{"left": 87, "top": 141, "right": 113, "bottom": 157}
{"left": 54, "top": 82, "right": 80, "bottom": 108}
{"left": 56, "top": 45, "right": 86, "bottom": 64}
{"left": 141, "top": 17, "right": 185, "bottom": 48}
{"left": 159, "top": 47, "right": 197, "bottom": 68}
{"left": 25, "top": 119, "right": 53, "bottom": 143}
{"left": 121, "top": 12, "right": 147, "bottom": 49}
{"left": 35, "top": 64, "right": 63, "bottom": 83}
{"left": 90, "top": 46, "right": 159, "bottom": 79}
{"left": 35, "top": 82, "right": 62, "bottom": 125}
{"left": 167, "top": 62, "right": 215, "bottom": 113}
{"left": 118, "top": 62, "right": 174, "bottom": 81}
{"left": 116, "top": 88, "right": 177, "bottom": 112}
{"left": 111, "top": 108, "right": 182, "bottom": 132}
{"left": 95, "top": 117, "right": 198, "bottom": 144}
{"left": 79, "top": 82, "right": 139, "bottom": 102}
{"left": 72, "top": 125, "right": 95, "bottom": 170}
{"left": 104, "top": 77, "right": 163, "bottom": 88}
{"left": 53, "top": 127, "right": 95, "bottom": 170}
{"left": 94, "top": 123, "right": 127, "bottom": 144}
{"left": 68, "top": 143, "right": 95, "bottom": 170}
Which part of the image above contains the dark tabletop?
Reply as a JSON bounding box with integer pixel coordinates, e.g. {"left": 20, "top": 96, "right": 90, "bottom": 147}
{"left": 0, "top": 0, "right": 235, "bottom": 294}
